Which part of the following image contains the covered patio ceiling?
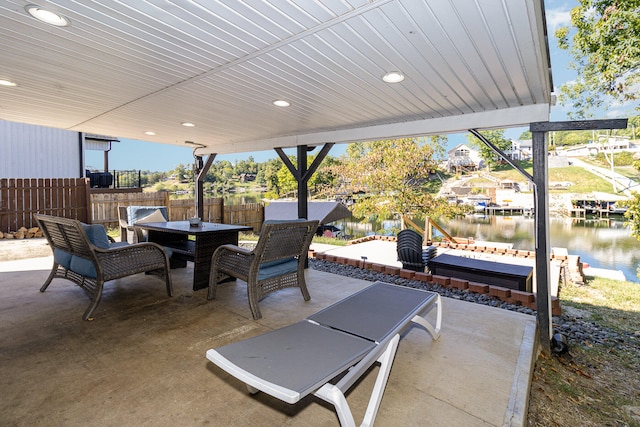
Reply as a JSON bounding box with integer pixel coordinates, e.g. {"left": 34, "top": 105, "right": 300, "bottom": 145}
{"left": 0, "top": 0, "right": 552, "bottom": 156}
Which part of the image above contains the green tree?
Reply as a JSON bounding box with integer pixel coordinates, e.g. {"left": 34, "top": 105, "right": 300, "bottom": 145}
{"left": 257, "top": 158, "right": 282, "bottom": 193}
{"left": 332, "top": 137, "right": 463, "bottom": 222}
{"left": 273, "top": 154, "right": 337, "bottom": 197}
{"left": 170, "top": 163, "right": 192, "bottom": 183}
{"left": 465, "top": 129, "right": 511, "bottom": 171}
{"left": 625, "top": 192, "right": 640, "bottom": 240}
{"left": 234, "top": 156, "right": 258, "bottom": 175}
{"left": 519, "top": 131, "right": 532, "bottom": 140}
{"left": 555, "top": 1, "right": 640, "bottom": 118}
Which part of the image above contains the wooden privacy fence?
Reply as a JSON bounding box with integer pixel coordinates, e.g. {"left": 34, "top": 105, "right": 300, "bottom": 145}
{"left": 0, "top": 178, "right": 264, "bottom": 233}
{"left": 90, "top": 193, "right": 264, "bottom": 232}
{"left": 0, "top": 178, "right": 90, "bottom": 231}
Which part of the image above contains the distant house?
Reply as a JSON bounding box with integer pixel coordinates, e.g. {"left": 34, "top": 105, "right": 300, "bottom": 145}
{"left": 239, "top": 173, "right": 256, "bottom": 182}
{"left": 598, "top": 135, "right": 631, "bottom": 151}
{"left": 506, "top": 139, "right": 532, "bottom": 161}
{"left": 447, "top": 144, "right": 482, "bottom": 173}
{"left": 0, "top": 119, "right": 118, "bottom": 180}
{"left": 561, "top": 135, "right": 634, "bottom": 157}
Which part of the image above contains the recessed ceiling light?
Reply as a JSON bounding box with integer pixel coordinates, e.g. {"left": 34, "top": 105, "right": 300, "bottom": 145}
{"left": 25, "top": 4, "right": 70, "bottom": 27}
{"left": 144, "top": 131, "right": 156, "bottom": 136}
{"left": 0, "top": 79, "right": 17, "bottom": 87}
{"left": 181, "top": 122, "right": 196, "bottom": 127}
{"left": 382, "top": 71, "right": 405, "bottom": 83}
{"left": 273, "top": 100, "right": 290, "bottom": 107}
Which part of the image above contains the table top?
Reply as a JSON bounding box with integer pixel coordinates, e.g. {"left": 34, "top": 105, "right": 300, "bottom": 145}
{"left": 135, "top": 221, "right": 252, "bottom": 235}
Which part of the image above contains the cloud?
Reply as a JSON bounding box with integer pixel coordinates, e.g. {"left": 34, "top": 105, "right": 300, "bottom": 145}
{"left": 546, "top": 7, "right": 572, "bottom": 31}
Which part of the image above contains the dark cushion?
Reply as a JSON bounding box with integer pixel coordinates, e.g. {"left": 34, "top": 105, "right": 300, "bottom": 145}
{"left": 258, "top": 258, "right": 298, "bottom": 281}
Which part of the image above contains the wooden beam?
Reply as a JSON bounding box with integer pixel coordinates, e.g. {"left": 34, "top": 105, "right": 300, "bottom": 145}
{"left": 532, "top": 129, "right": 552, "bottom": 354}
{"left": 195, "top": 154, "right": 215, "bottom": 220}
{"left": 275, "top": 144, "right": 334, "bottom": 219}
{"left": 529, "top": 117, "right": 627, "bottom": 354}
{"left": 469, "top": 129, "right": 533, "bottom": 183}
{"left": 530, "top": 118, "right": 627, "bottom": 132}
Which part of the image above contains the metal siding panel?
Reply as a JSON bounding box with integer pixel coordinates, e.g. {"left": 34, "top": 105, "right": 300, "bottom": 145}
{"left": 0, "top": 121, "right": 80, "bottom": 178}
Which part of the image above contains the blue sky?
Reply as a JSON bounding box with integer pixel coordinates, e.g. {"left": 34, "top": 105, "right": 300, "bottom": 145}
{"left": 84, "top": 0, "right": 625, "bottom": 172}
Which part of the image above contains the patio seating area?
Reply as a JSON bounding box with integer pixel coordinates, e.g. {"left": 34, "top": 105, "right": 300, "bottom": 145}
{"left": 0, "top": 251, "right": 536, "bottom": 426}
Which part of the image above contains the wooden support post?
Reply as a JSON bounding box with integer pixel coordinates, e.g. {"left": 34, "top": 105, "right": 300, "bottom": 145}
{"left": 195, "top": 154, "right": 215, "bottom": 221}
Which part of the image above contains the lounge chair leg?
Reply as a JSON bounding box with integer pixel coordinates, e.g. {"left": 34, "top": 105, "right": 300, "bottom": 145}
{"left": 361, "top": 334, "right": 400, "bottom": 427}
{"left": 299, "top": 276, "right": 311, "bottom": 301}
{"left": 411, "top": 294, "right": 442, "bottom": 341}
{"left": 315, "top": 334, "right": 401, "bottom": 427}
{"left": 165, "top": 272, "right": 173, "bottom": 297}
{"left": 315, "top": 384, "right": 357, "bottom": 427}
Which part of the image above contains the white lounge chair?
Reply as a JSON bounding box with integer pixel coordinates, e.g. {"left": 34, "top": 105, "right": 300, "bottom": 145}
{"left": 205, "top": 281, "right": 442, "bottom": 426}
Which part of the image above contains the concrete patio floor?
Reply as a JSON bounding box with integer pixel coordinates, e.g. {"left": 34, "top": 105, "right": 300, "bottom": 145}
{"left": 0, "top": 254, "right": 536, "bottom": 426}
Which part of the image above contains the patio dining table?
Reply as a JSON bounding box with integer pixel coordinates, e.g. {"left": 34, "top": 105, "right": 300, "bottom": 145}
{"left": 136, "top": 221, "right": 252, "bottom": 291}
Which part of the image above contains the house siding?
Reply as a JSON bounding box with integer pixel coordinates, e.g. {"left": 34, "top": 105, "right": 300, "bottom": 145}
{"left": 0, "top": 120, "right": 82, "bottom": 178}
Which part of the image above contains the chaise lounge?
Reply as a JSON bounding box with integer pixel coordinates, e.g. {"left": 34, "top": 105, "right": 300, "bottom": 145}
{"left": 206, "top": 281, "right": 442, "bottom": 426}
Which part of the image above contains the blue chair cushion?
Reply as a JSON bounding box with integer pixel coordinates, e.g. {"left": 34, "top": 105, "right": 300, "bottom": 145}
{"left": 70, "top": 256, "right": 97, "bottom": 279}
{"left": 69, "top": 225, "right": 114, "bottom": 278}
{"left": 53, "top": 248, "right": 72, "bottom": 269}
{"left": 81, "top": 223, "right": 110, "bottom": 249}
{"left": 257, "top": 258, "right": 297, "bottom": 281}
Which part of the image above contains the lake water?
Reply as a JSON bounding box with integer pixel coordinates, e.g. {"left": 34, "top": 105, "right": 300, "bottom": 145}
{"left": 337, "top": 214, "right": 640, "bottom": 283}
{"left": 438, "top": 215, "right": 640, "bottom": 282}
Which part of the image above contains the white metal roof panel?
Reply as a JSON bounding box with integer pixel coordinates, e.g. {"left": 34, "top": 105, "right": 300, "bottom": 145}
{"left": 0, "top": 0, "right": 552, "bottom": 155}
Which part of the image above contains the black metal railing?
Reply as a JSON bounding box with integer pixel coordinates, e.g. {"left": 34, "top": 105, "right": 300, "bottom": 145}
{"left": 86, "top": 170, "right": 141, "bottom": 189}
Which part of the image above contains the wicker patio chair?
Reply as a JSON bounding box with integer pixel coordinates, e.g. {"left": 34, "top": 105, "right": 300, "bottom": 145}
{"left": 36, "top": 214, "right": 173, "bottom": 320}
{"left": 207, "top": 219, "right": 319, "bottom": 319}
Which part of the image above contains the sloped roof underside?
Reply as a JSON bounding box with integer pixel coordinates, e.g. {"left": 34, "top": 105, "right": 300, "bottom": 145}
{"left": 0, "top": 0, "right": 552, "bottom": 155}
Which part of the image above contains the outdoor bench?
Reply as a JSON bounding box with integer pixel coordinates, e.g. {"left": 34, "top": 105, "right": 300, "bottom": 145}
{"left": 36, "top": 214, "right": 173, "bottom": 320}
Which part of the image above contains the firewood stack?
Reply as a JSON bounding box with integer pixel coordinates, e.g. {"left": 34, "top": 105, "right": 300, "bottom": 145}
{"left": 0, "top": 227, "right": 43, "bottom": 239}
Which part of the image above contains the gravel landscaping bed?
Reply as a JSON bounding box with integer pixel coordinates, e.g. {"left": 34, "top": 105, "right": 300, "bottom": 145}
{"left": 308, "top": 258, "right": 640, "bottom": 353}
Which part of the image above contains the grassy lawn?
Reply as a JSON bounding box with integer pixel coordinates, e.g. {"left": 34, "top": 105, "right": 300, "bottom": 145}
{"left": 528, "top": 277, "right": 640, "bottom": 426}
{"left": 468, "top": 164, "right": 618, "bottom": 194}
{"left": 613, "top": 165, "right": 640, "bottom": 181}
{"left": 240, "top": 231, "right": 349, "bottom": 246}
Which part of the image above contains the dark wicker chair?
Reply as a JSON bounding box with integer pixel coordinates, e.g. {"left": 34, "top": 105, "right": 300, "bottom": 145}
{"left": 397, "top": 229, "right": 428, "bottom": 272}
{"left": 207, "top": 219, "right": 319, "bottom": 319}
{"left": 36, "top": 214, "right": 173, "bottom": 320}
